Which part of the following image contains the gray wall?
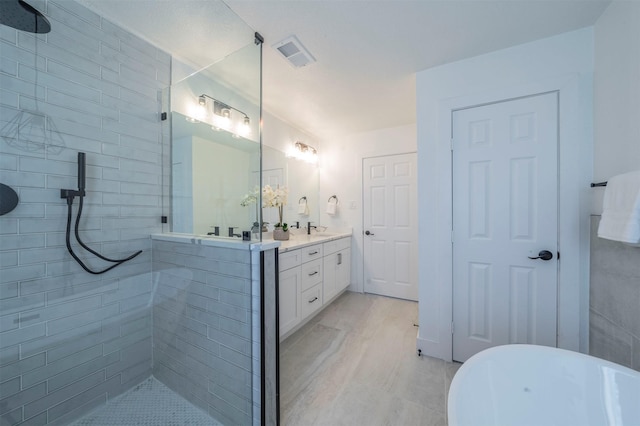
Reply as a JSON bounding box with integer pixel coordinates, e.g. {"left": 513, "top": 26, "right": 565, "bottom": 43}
{"left": 589, "top": 216, "right": 640, "bottom": 371}
{"left": 590, "top": 2, "right": 640, "bottom": 372}
{"left": 152, "top": 239, "right": 255, "bottom": 425}
{"left": 0, "top": 0, "right": 169, "bottom": 424}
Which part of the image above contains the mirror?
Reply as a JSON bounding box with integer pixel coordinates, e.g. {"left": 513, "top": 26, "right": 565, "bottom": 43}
{"left": 171, "top": 111, "right": 259, "bottom": 236}
{"left": 171, "top": 114, "right": 319, "bottom": 237}
{"left": 262, "top": 145, "right": 319, "bottom": 232}
{"left": 166, "top": 41, "right": 319, "bottom": 239}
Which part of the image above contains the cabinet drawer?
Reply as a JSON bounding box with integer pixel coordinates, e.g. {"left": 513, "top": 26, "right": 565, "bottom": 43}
{"left": 323, "top": 236, "right": 350, "bottom": 255}
{"left": 300, "top": 258, "right": 322, "bottom": 291}
{"left": 301, "top": 244, "right": 323, "bottom": 262}
{"left": 323, "top": 239, "right": 340, "bottom": 255}
{"left": 301, "top": 284, "right": 323, "bottom": 319}
{"left": 336, "top": 236, "right": 350, "bottom": 252}
{"left": 279, "top": 249, "right": 301, "bottom": 272}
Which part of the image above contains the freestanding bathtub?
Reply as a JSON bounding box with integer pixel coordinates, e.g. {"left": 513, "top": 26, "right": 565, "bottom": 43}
{"left": 448, "top": 344, "right": 640, "bottom": 426}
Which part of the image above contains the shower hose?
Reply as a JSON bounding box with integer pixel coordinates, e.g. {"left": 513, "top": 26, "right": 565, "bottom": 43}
{"left": 65, "top": 194, "right": 142, "bottom": 274}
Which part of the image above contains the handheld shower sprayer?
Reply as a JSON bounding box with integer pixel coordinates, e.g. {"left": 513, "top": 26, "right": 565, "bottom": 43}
{"left": 60, "top": 152, "right": 85, "bottom": 203}
{"left": 77, "top": 151, "right": 85, "bottom": 193}
{"left": 61, "top": 152, "right": 142, "bottom": 274}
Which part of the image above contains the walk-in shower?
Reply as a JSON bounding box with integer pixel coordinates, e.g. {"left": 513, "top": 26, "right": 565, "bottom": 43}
{"left": 0, "top": 0, "right": 271, "bottom": 424}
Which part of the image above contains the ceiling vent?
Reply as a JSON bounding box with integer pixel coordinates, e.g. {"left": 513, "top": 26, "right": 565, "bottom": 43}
{"left": 272, "top": 35, "right": 316, "bottom": 68}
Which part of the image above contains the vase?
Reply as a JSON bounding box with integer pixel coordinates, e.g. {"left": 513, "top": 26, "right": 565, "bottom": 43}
{"left": 273, "top": 227, "right": 290, "bottom": 241}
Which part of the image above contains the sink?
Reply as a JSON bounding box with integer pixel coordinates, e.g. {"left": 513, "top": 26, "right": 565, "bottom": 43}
{"left": 312, "top": 232, "right": 337, "bottom": 237}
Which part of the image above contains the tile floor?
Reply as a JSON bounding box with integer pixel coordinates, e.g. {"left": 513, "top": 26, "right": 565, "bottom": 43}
{"left": 72, "top": 292, "right": 458, "bottom": 426}
{"left": 280, "top": 292, "right": 461, "bottom": 426}
{"left": 70, "top": 377, "right": 221, "bottom": 426}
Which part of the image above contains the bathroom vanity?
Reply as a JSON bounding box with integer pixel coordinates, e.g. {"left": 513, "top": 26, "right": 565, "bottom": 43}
{"left": 276, "top": 232, "right": 351, "bottom": 339}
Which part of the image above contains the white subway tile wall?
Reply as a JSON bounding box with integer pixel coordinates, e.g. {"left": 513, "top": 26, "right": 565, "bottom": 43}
{"left": 0, "top": 0, "right": 169, "bottom": 424}
{"left": 152, "top": 240, "right": 254, "bottom": 425}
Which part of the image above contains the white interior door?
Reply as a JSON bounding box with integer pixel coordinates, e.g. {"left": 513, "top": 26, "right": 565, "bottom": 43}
{"left": 363, "top": 153, "right": 418, "bottom": 301}
{"left": 452, "top": 93, "right": 559, "bottom": 362}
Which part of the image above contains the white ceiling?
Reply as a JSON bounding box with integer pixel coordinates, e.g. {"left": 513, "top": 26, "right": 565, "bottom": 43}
{"left": 75, "top": 0, "right": 610, "bottom": 141}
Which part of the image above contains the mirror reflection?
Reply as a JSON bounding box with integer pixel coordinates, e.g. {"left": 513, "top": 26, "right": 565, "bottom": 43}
{"left": 170, "top": 111, "right": 319, "bottom": 238}
{"left": 166, "top": 38, "right": 319, "bottom": 240}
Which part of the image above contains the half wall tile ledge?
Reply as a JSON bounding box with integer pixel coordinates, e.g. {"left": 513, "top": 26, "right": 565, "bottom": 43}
{"left": 151, "top": 232, "right": 281, "bottom": 252}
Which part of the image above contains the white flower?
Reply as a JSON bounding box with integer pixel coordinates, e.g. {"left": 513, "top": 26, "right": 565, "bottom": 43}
{"left": 240, "top": 187, "right": 259, "bottom": 207}
{"left": 262, "top": 185, "right": 288, "bottom": 226}
{"left": 262, "top": 185, "right": 288, "bottom": 208}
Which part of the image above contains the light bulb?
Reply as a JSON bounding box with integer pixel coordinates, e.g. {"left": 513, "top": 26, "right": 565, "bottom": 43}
{"left": 237, "top": 116, "right": 251, "bottom": 137}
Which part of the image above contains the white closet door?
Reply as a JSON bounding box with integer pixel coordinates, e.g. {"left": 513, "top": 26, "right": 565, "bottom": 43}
{"left": 452, "top": 93, "right": 559, "bottom": 362}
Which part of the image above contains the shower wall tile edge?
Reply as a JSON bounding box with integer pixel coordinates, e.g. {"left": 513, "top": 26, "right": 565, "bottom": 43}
{"left": 589, "top": 215, "right": 640, "bottom": 372}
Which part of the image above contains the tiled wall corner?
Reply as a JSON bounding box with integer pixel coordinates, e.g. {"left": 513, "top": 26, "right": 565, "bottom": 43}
{"left": 250, "top": 248, "right": 262, "bottom": 426}
{"left": 151, "top": 240, "right": 254, "bottom": 425}
{"left": 0, "top": 0, "right": 169, "bottom": 424}
{"left": 589, "top": 216, "right": 640, "bottom": 371}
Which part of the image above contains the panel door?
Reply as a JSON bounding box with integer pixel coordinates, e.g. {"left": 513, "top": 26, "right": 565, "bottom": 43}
{"left": 279, "top": 266, "right": 301, "bottom": 337}
{"left": 336, "top": 248, "right": 351, "bottom": 293}
{"left": 452, "top": 92, "right": 559, "bottom": 362}
{"left": 363, "top": 153, "right": 418, "bottom": 301}
{"left": 323, "top": 253, "right": 338, "bottom": 302}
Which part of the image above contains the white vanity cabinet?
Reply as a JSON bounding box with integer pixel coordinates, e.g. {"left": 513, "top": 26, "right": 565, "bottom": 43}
{"left": 322, "top": 238, "right": 351, "bottom": 302}
{"left": 278, "top": 235, "right": 351, "bottom": 340}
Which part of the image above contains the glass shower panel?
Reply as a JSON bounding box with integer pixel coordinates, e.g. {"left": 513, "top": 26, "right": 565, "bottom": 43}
{"left": 168, "top": 42, "right": 262, "bottom": 240}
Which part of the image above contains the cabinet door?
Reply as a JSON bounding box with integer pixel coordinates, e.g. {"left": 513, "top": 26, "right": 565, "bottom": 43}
{"left": 336, "top": 248, "right": 351, "bottom": 292}
{"left": 323, "top": 253, "right": 338, "bottom": 302}
{"left": 279, "top": 267, "right": 301, "bottom": 337}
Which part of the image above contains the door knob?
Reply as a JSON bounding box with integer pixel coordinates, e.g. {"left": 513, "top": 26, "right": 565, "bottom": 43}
{"left": 365, "top": 230, "right": 374, "bottom": 236}
{"left": 528, "top": 250, "right": 553, "bottom": 261}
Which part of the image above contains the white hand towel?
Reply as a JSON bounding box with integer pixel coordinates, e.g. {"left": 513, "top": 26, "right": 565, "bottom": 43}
{"left": 326, "top": 198, "right": 337, "bottom": 215}
{"left": 298, "top": 200, "right": 309, "bottom": 216}
{"left": 597, "top": 170, "right": 640, "bottom": 244}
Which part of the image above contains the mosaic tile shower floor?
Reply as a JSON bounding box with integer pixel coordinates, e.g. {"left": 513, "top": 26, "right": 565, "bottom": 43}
{"left": 71, "top": 377, "right": 222, "bottom": 425}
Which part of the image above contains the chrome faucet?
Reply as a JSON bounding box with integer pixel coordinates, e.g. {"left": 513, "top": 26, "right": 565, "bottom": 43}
{"left": 228, "top": 227, "right": 241, "bottom": 238}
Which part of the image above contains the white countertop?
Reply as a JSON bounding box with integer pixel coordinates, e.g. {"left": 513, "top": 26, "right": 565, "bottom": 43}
{"left": 267, "top": 230, "right": 352, "bottom": 252}
{"left": 150, "top": 230, "right": 351, "bottom": 252}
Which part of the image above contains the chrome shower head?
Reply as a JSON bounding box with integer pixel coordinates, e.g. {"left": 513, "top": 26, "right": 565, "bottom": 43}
{"left": 0, "top": 0, "right": 51, "bottom": 34}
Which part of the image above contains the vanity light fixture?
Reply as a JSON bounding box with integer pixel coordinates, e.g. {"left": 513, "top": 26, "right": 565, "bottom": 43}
{"left": 289, "top": 141, "right": 318, "bottom": 163}
{"left": 195, "top": 93, "right": 251, "bottom": 138}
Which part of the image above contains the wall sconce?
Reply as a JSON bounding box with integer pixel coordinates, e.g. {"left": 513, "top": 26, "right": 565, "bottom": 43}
{"left": 288, "top": 141, "right": 318, "bottom": 163}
